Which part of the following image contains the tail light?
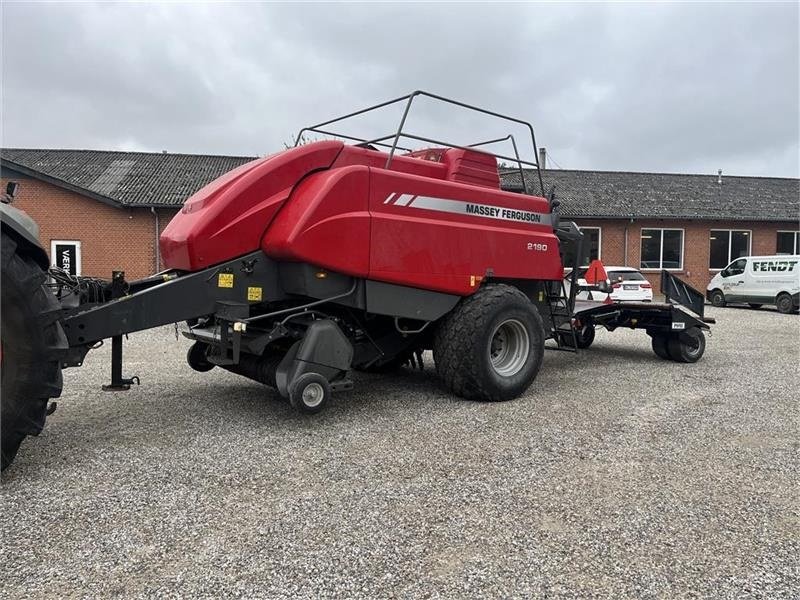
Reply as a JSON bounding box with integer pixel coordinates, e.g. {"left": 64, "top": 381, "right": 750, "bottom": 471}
{"left": 641, "top": 282, "right": 652, "bottom": 289}
{"left": 612, "top": 283, "right": 621, "bottom": 289}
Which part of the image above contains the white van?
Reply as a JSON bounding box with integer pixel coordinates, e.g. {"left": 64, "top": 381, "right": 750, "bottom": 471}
{"left": 707, "top": 255, "right": 800, "bottom": 314}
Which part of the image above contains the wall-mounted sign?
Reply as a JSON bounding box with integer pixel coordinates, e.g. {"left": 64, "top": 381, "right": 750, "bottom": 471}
{"left": 50, "top": 240, "right": 82, "bottom": 276}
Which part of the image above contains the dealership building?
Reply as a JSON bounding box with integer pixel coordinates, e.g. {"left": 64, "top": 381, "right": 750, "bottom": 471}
{"left": 1, "top": 148, "right": 798, "bottom": 292}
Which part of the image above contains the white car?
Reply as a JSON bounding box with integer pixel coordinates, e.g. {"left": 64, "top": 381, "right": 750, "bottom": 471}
{"left": 572, "top": 266, "right": 654, "bottom": 302}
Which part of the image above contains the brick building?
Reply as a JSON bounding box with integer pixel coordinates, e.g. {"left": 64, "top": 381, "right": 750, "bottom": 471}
{"left": 502, "top": 168, "right": 799, "bottom": 291}
{"left": 2, "top": 148, "right": 798, "bottom": 292}
{"left": 1, "top": 149, "right": 252, "bottom": 279}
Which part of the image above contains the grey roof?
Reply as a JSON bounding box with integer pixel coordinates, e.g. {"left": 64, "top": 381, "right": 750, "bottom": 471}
{"left": 2, "top": 148, "right": 798, "bottom": 221}
{"left": 1, "top": 148, "right": 256, "bottom": 208}
{"left": 500, "top": 169, "right": 799, "bottom": 222}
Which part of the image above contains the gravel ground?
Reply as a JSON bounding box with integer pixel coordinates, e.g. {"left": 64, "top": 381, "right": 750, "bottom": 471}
{"left": 2, "top": 306, "right": 799, "bottom": 598}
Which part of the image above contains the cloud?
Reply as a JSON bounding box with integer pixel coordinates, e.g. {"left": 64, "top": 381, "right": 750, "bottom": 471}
{"left": 2, "top": 2, "right": 797, "bottom": 177}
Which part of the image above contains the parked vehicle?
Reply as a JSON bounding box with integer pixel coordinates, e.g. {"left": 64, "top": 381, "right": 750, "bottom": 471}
{"left": 707, "top": 255, "right": 800, "bottom": 313}
{"left": 572, "top": 266, "right": 654, "bottom": 302}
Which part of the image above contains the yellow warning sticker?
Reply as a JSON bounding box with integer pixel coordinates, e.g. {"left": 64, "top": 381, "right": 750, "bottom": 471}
{"left": 247, "top": 286, "right": 263, "bottom": 302}
{"left": 218, "top": 273, "right": 234, "bottom": 288}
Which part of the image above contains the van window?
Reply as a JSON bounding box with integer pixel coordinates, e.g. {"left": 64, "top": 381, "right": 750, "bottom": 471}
{"left": 722, "top": 258, "right": 747, "bottom": 277}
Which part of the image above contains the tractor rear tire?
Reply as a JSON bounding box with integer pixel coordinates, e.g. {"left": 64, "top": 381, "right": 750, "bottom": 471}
{"left": 1, "top": 233, "right": 67, "bottom": 470}
{"left": 667, "top": 327, "right": 706, "bottom": 363}
{"left": 433, "top": 284, "right": 544, "bottom": 402}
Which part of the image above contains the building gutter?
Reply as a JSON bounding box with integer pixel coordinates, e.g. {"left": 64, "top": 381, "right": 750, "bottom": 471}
{"left": 624, "top": 218, "right": 633, "bottom": 266}
{"left": 150, "top": 207, "right": 160, "bottom": 273}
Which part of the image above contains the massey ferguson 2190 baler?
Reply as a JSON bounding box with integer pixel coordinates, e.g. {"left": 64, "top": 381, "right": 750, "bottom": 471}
{"left": 0, "top": 91, "right": 713, "bottom": 470}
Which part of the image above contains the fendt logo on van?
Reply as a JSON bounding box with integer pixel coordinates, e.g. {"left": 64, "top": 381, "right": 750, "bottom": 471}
{"left": 383, "top": 193, "right": 552, "bottom": 226}
{"left": 752, "top": 260, "right": 798, "bottom": 272}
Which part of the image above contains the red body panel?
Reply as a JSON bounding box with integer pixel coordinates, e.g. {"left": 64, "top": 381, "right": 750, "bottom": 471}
{"left": 367, "top": 169, "right": 561, "bottom": 295}
{"left": 264, "top": 166, "right": 372, "bottom": 277}
{"left": 161, "top": 141, "right": 563, "bottom": 296}
{"left": 160, "top": 141, "right": 344, "bottom": 271}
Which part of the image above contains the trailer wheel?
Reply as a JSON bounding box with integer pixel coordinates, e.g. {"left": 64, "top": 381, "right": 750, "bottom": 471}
{"left": 667, "top": 327, "right": 706, "bottom": 363}
{"left": 1, "top": 232, "right": 67, "bottom": 470}
{"left": 776, "top": 293, "right": 794, "bottom": 314}
{"left": 288, "top": 372, "right": 331, "bottom": 414}
{"left": 709, "top": 289, "right": 726, "bottom": 307}
{"left": 651, "top": 334, "right": 672, "bottom": 360}
{"left": 186, "top": 341, "right": 215, "bottom": 372}
{"left": 433, "top": 284, "right": 544, "bottom": 402}
{"left": 556, "top": 323, "right": 595, "bottom": 349}
{"left": 574, "top": 324, "right": 595, "bottom": 349}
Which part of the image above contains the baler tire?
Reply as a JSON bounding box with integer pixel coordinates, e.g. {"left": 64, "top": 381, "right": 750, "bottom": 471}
{"left": 667, "top": 327, "right": 706, "bottom": 363}
{"left": 187, "top": 341, "right": 215, "bottom": 372}
{"left": 1, "top": 232, "right": 67, "bottom": 471}
{"left": 433, "top": 284, "right": 544, "bottom": 402}
{"left": 651, "top": 334, "right": 672, "bottom": 360}
{"left": 288, "top": 372, "right": 331, "bottom": 415}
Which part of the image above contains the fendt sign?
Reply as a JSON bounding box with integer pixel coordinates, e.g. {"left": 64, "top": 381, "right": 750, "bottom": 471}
{"left": 752, "top": 260, "right": 798, "bottom": 273}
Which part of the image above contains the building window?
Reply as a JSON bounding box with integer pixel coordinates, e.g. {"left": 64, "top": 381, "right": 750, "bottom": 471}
{"left": 640, "top": 228, "right": 683, "bottom": 270}
{"left": 50, "top": 240, "right": 82, "bottom": 276}
{"left": 578, "top": 226, "right": 601, "bottom": 261}
{"left": 709, "top": 230, "right": 751, "bottom": 269}
{"left": 777, "top": 231, "right": 800, "bottom": 255}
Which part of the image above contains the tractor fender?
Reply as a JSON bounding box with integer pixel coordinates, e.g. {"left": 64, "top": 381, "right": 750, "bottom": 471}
{"left": 0, "top": 203, "right": 48, "bottom": 269}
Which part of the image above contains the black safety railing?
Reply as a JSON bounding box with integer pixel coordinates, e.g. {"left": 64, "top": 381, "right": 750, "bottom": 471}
{"left": 294, "top": 90, "right": 545, "bottom": 197}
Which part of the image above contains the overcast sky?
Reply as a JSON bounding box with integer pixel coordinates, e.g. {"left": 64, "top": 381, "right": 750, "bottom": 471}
{"left": 2, "top": 2, "right": 798, "bottom": 177}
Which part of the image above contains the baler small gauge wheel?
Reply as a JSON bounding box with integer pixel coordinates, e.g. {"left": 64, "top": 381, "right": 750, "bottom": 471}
{"left": 288, "top": 372, "right": 331, "bottom": 414}
{"left": 667, "top": 327, "right": 706, "bottom": 363}
{"left": 186, "top": 342, "right": 215, "bottom": 372}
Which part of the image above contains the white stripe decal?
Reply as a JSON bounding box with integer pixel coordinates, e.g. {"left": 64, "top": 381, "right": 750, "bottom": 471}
{"left": 384, "top": 193, "right": 398, "bottom": 204}
{"left": 405, "top": 195, "right": 552, "bottom": 226}
{"left": 396, "top": 194, "right": 416, "bottom": 206}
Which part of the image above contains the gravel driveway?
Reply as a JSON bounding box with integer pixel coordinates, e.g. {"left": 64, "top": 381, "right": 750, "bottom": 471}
{"left": 2, "top": 306, "right": 798, "bottom": 598}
